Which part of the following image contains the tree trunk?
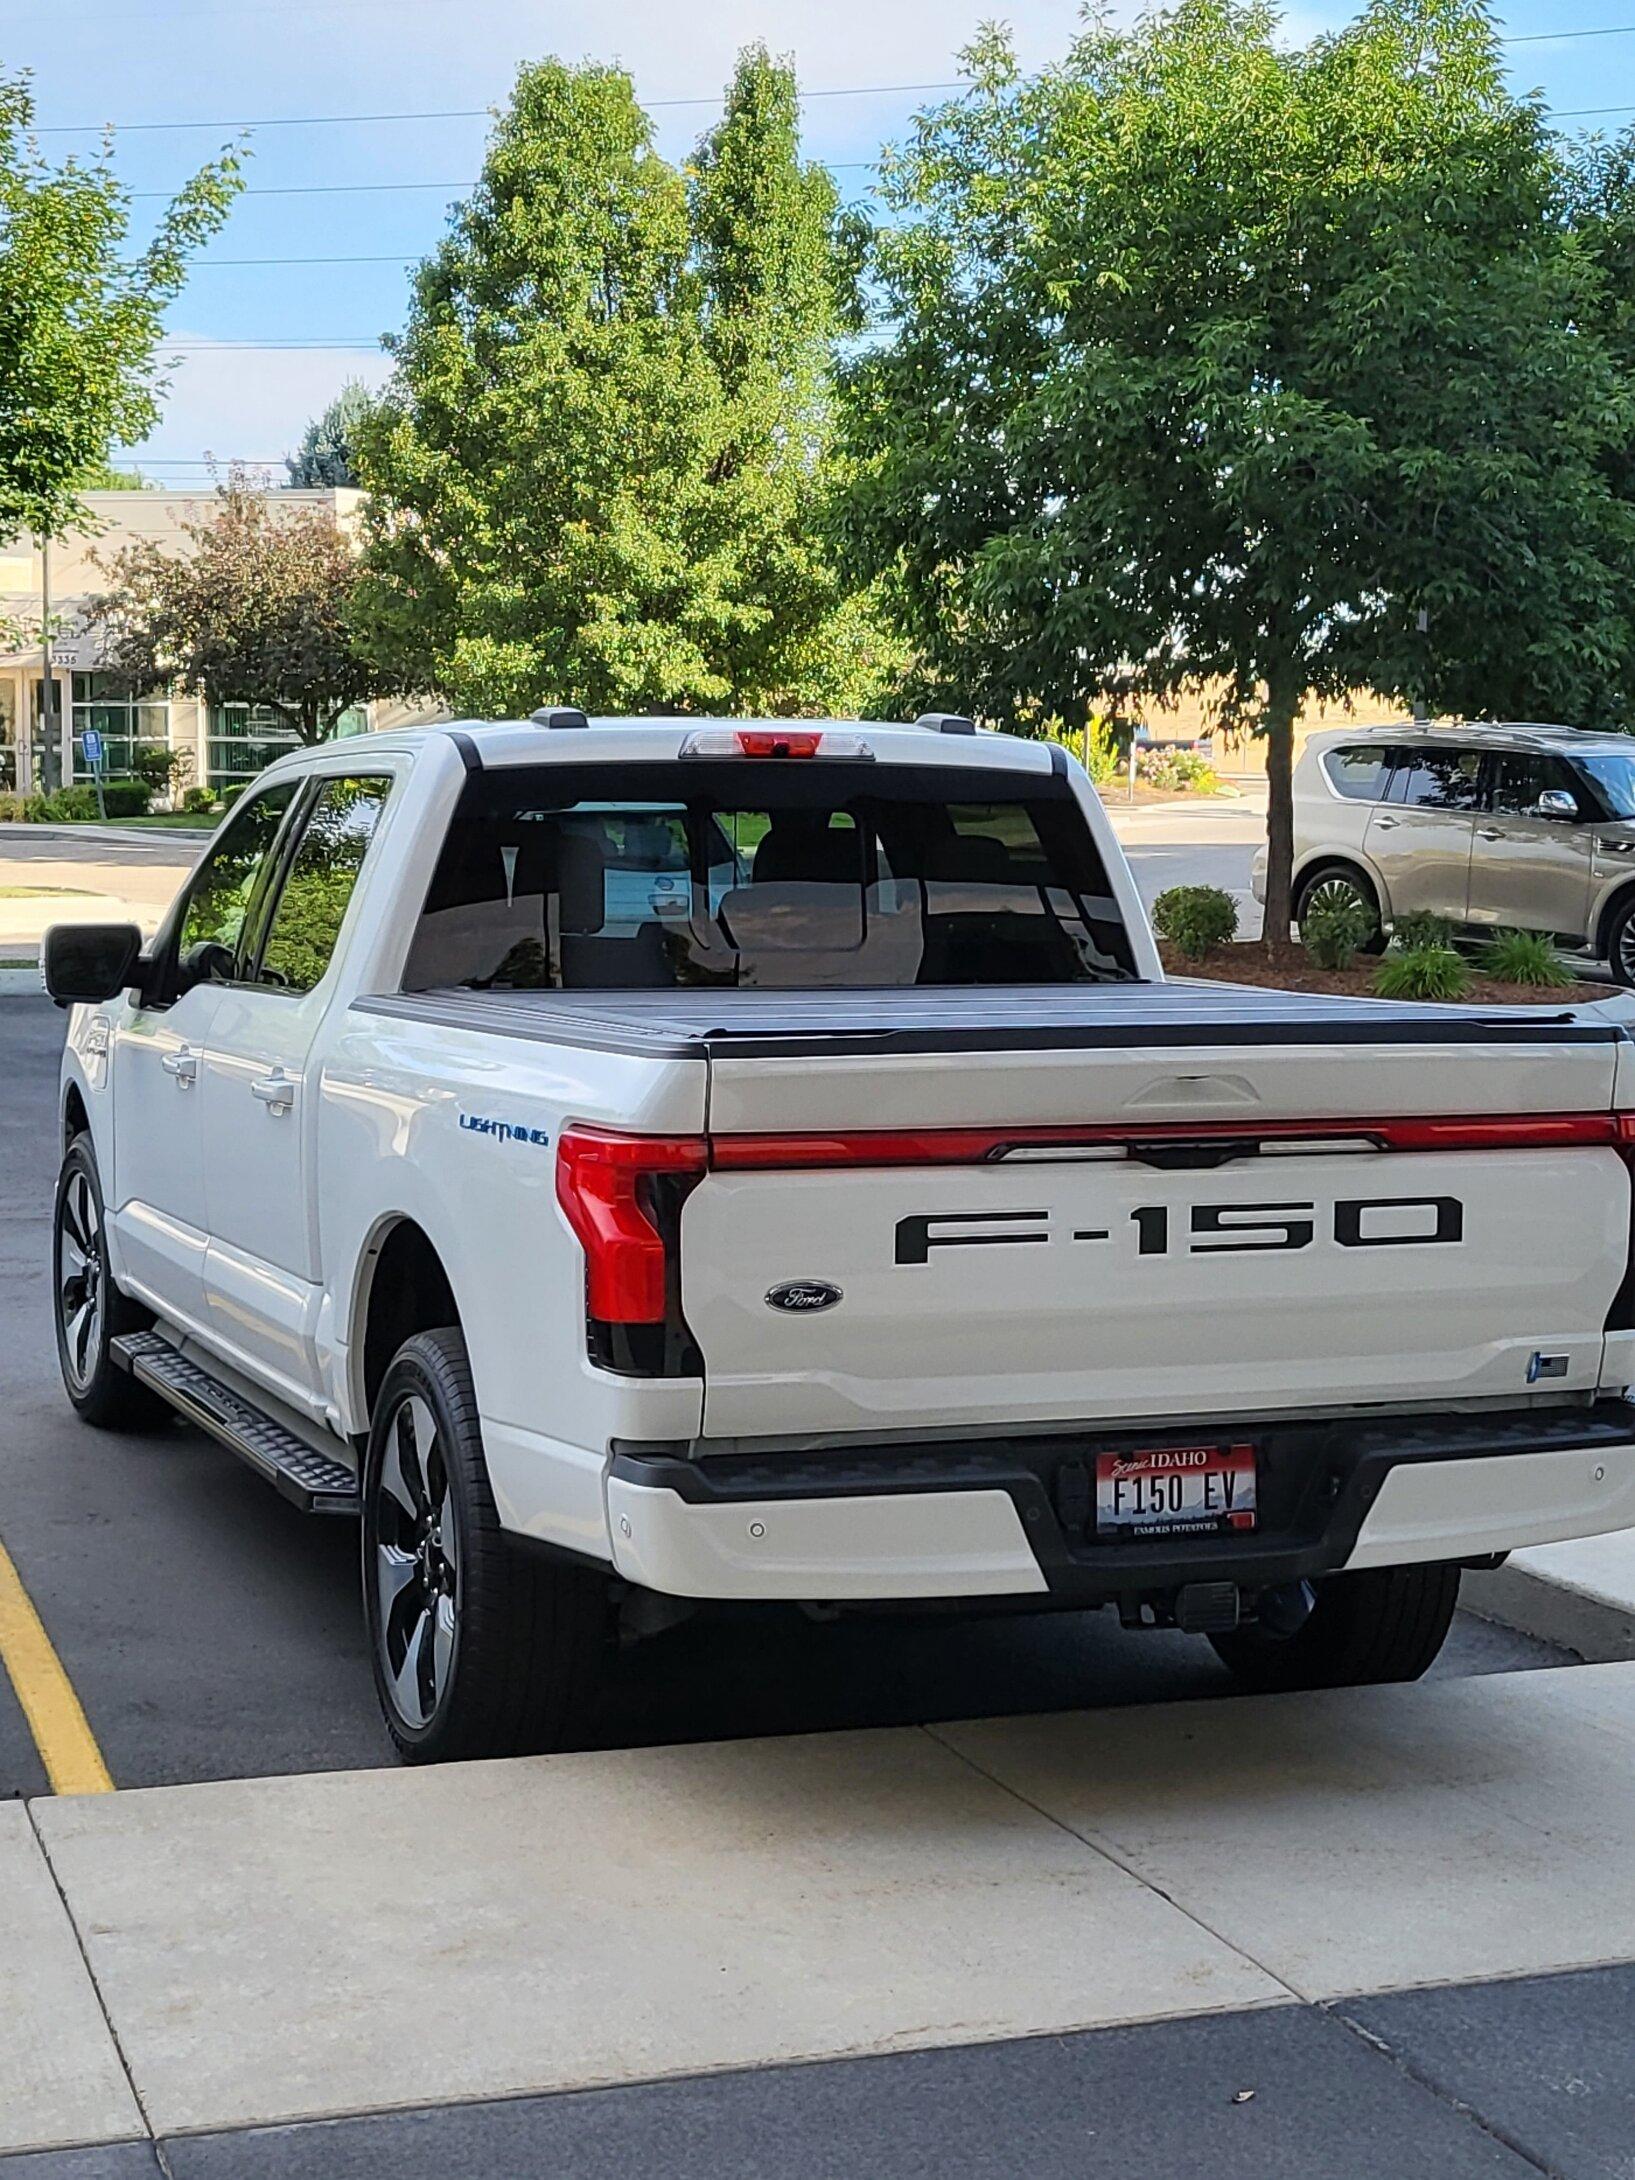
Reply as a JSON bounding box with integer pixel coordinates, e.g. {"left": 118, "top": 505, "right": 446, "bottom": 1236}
{"left": 1261, "top": 668, "right": 1303, "bottom": 959}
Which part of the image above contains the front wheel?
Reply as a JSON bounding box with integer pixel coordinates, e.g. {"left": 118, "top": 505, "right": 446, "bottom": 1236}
{"left": 1605, "top": 894, "right": 1635, "bottom": 987}
{"left": 1209, "top": 1563, "right": 1461, "bottom": 1693}
{"left": 362, "top": 1326, "right": 609, "bottom": 1763}
{"left": 52, "top": 1136, "right": 169, "bottom": 1430}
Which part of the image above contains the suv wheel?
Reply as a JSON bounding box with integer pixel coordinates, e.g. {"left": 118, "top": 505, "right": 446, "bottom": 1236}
{"left": 1606, "top": 894, "right": 1635, "bottom": 986}
{"left": 1294, "top": 864, "right": 1386, "bottom": 954}
{"left": 52, "top": 1136, "right": 169, "bottom": 1429}
{"left": 1209, "top": 1562, "right": 1460, "bottom": 1692}
{"left": 362, "top": 1326, "right": 609, "bottom": 1763}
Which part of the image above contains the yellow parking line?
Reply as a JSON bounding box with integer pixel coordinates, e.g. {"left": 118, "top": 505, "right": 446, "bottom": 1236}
{"left": 0, "top": 1536, "right": 113, "bottom": 1794}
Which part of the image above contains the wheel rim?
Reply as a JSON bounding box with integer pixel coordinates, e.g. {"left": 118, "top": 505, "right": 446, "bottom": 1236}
{"left": 1616, "top": 918, "right": 1635, "bottom": 986}
{"left": 1303, "top": 875, "right": 1371, "bottom": 928}
{"left": 373, "top": 1394, "right": 460, "bottom": 1730}
{"left": 57, "top": 1169, "right": 105, "bottom": 1394}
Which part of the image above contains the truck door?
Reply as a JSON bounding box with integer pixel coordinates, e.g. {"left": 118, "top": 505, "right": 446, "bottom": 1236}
{"left": 108, "top": 780, "right": 299, "bottom": 1332}
{"left": 198, "top": 772, "right": 395, "bottom": 1409}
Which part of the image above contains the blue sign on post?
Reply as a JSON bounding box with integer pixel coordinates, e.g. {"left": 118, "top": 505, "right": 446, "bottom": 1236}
{"left": 81, "top": 728, "right": 104, "bottom": 770}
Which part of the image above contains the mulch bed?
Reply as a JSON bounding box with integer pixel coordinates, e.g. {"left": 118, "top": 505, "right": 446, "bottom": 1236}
{"left": 1157, "top": 939, "right": 1606, "bottom": 1007}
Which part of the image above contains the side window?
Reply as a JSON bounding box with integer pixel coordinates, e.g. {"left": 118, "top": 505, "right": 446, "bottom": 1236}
{"left": 1490, "top": 755, "right": 1573, "bottom": 818}
{"left": 175, "top": 782, "right": 300, "bottom": 986}
{"left": 254, "top": 775, "right": 393, "bottom": 995}
{"left": 1386, "top": 749, "right": 1483, "bottom": 812}
{"left": 1323, "top": 746, "right": 1392, "bottom": 801}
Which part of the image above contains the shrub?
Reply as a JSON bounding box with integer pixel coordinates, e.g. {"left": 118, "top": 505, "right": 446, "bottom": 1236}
{"left": 1389, "top": 909, "right": 1455, "bottom": 952}
{"left": 218, "top": 782, "right": 246, "bottom": 809}
{"left": 1372, "top": 945, "right": 1472, "bottom": 1003}
{"left": 182, "top": 785, "right": 216, "bottom": 815}
{"left": 1138, "top": 745, "right": 1220, "bottom": 793}
{"left": 1478, "top": 928, "right": 1574, "bottom": 988}
{"left": 0, "top": 790, "right": 26, "bottom": 821}
{"left": 1301, "top": 894, "right": 1376, "bottom": 971}
{"left": 100, "top": 780, "right": 153, "bottom": 818}
{"left": 1153, "top": 884, "right": 1239, "bottom": 960}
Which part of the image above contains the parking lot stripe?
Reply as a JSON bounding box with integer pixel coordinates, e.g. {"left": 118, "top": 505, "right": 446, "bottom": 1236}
{"left": 0, "top": 1539, "right": 113, "bottom": 1796}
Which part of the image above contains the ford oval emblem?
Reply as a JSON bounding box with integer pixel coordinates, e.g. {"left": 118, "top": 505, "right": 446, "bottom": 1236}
{"left": 765, "top": 1279, "right": 843, "bottom": 1314}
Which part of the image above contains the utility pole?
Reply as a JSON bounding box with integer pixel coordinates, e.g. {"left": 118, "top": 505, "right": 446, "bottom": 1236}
{"left": 39, "top": 535, "right": 60, "bottom": 795}
{"left": 1412, "top": 605, "right": 1430, "bottom": 725}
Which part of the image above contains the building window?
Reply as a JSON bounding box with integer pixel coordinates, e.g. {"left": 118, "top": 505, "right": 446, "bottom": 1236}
{"left": 206, "top": 702, "right": 369, "bottom": 787}
{"left": 70, "top": 674, "right": 171, "bottom": 782}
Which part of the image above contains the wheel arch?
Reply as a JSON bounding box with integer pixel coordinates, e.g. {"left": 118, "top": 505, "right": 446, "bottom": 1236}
{"left": 350, "top": 1215, "right": 462, "bottom": 1426}
{"left": 62, "top": 1080, "right": 90, "bottom": 1149}
{"left": 1290, "top": 850, "right": 1388, "bottom": 919}
{"left": 1593, "top": 875, "right": 1635, "bottom": 962}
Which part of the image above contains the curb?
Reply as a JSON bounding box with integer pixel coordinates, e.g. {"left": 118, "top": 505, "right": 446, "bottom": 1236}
{"left": 1462, "top": 1556, "right": 1635, "bottom": 1664}
{"left": 0, "top": 821, "right": 212, "bottom": 847}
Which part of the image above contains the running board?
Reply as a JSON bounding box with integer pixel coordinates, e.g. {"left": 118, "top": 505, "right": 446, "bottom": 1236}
{"left": 111, "top": 1330, "right": 359, "bottom": 1515}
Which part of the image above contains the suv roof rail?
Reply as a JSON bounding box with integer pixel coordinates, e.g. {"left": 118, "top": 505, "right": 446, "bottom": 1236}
{"left": 914, "top": 711, "right": 977, "bottom": 735}
{"left": 529, "top": 705, "right": 589, "bottom": 730}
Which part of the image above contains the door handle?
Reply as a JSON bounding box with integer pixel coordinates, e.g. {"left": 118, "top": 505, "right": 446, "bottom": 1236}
{"left": 1372, "top": 815, "right": 1398, "bottom": 830}
{"left": 250, "top": 1070, "right": 296, "bottom": 1115}
{"left": 160, "top": 1048, "right": 198, "bottom": 1087}
{"left": 1477, "top": 827, "right": 1502, "bottom": 841}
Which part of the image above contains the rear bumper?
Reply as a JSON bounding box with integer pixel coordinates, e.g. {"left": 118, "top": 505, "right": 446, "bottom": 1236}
{"left": 605, "top": 1402, "right": 1635, "bottom": 1604}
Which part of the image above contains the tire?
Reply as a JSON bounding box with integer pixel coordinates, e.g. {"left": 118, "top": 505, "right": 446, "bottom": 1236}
{"left": 1208, "top": 1562, "right": 1461, "bottom": 1693}
{"left": 1294, "top": 863, "right": 1386, "bottom": 954}
{"left": 52, "top": 1135, "right": 170, "bottom": 1430}
{"left": 362, "top": 1326, "right": 610, "bottom": 1763}
{"left": 1605, "top": 893, "right": 1635, "bottom": 987}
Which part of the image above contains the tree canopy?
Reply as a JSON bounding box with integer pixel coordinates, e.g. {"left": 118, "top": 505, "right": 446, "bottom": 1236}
{"left": 836, "top": 0, "right": 1635, "bottom": 940}
{"left": 0, "top": 69, "right": 240, "bottom": 542}
{"left": 285, "top": 380, "right": 375, "bottom": 490}
{"left": 352, "top": 47, "right": 888, "bottom": 719}
{"left": 89, "top": 472, "right": 403, "bottom": 743}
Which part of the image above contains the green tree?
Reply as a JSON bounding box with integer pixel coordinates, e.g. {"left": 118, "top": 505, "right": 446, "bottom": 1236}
{"left": 0, "top": 70, "right": 240, "bottom": 540}
{"left": 88, "top": 470, "right": 404, "bottom": 743}
{"left": 354, "top": 49, "right": 885, "bottom": 718}
{"left": 837, "top": 0, "right": 1635, "bottom": 943}
{"left": 285, "top": 380, "right": 376, "bottom": 489}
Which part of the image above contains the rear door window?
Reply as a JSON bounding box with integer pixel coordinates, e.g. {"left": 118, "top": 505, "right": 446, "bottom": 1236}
{"left": 1386, "top": 749, "right": 1484, "bottom": 811}
{"left": 403, "top": 762, "right": 1136, "bottom": 991}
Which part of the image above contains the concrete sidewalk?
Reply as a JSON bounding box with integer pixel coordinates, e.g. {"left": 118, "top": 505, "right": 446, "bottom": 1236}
{"left": 7, "top": 1662, "right": 1635, "bottom": 2168}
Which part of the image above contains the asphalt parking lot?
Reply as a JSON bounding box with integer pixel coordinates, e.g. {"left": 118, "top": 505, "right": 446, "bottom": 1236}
{"left": 0, "top": 993, "right": 1570, "bottom": 1799}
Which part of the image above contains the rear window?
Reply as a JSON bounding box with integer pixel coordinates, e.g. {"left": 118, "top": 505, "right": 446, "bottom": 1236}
{"left": 402, "top": 761, "right": 1136, "bottom": 991}
{"left": 1386, "top": 749, "right": 1484, "bottom": 811}
{"left": 1322, "top": 745, "right": 1393, "bottom": 801}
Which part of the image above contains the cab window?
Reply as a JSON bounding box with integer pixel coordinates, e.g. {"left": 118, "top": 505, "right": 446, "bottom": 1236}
{"left": 253, "top": 776, "right": 393, "bottom": 995}
{"left": 173, "top": 781, "right": 300, "bottom": 992}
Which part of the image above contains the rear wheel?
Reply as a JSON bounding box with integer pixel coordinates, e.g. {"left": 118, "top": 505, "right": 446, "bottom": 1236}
{"left": 362, "top": 1326, "right": 610, "bottom": 1763}
{"left": 1605, "top": 892, "right": 1635, "bottom": 987}
{"left": 1208, "top": 1563, "right": 1461, "bottom": 1693}
{"left": 1294, "top": 863, "right": 1386, "bottom": 954}
{"left": 52, "top": 1135, "right": 169, "bottom": 1430}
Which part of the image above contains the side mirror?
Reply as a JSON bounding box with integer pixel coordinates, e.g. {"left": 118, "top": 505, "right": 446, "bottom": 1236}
{"left": 1536, "top": 788, "right": 1578, "bottom": 822}
{"left": 41, "top": 923, "right": 144, "bottom": 1005}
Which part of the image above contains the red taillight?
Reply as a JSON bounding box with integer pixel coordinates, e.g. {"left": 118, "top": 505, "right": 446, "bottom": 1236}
{"left": 735, "top": 729, "right": 823, "bottom": 759}
{"left": 555, "top": 1126, "right": 707, "bottom": 1323}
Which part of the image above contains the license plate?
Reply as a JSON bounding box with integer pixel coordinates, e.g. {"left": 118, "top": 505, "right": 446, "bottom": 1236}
{"left": 1095, "top": 1443, "right": 1257, "bottom": 1538}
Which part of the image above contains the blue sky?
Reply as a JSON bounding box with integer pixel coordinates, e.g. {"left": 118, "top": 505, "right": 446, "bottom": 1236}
{"left": 2, "top": 0, "right": 1631, "bottom": 480}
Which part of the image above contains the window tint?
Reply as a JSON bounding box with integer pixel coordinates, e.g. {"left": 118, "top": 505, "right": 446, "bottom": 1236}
{"left": 1386, "top": 749, "right": 1483, "bottom": 812}
{"left": 256, "top": 776, "right": 392, "bottom": 994}
{"left": 1490, "top": 754, "right": 1575, "bottom": 818}
{"left": 176, "top": 781, "right": 299, "bottom": 978}
{"left": 1323, "top": 746, "right": 1392, "bottom": 801}
{"left": 403, "top": 763, "right": 1136, "bottom": 992}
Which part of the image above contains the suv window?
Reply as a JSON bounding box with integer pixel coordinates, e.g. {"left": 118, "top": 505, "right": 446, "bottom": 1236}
{"left": 403, "top": 761, "right": 1136, "bottom": 991}
{"left": 1489, "top": 753, "right": 1577, "bottom": 818}
{"left": 174, "top": 781, "right": 300, "bottom": 987}
{"left": 255, "top": 775, "right": 393, "bottom": 995}
{"left": 1323, "top": 745, "right": 1392, "bottom": 801}
{"left": 1386, "top": 749, "right": 1483, "bottom": 811}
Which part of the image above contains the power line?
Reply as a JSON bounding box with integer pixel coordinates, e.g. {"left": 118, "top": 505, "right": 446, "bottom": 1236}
{"left": 128, "top": 160, "right": 877, "bottom": 202}
{"left": 35, "top": 81, "right": 964, "bottom": 137}
{"left": 1508, "top": 21, "right": 1635, "bottom": 42}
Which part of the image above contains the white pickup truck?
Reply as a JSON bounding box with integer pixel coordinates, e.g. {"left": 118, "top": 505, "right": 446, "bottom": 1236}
{"left": 44, "top": 712, "right": 1635, "bottom": 1760}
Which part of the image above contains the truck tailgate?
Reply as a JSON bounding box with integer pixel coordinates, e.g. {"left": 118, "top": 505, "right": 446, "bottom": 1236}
{"left": 677, "top": 986, "right": 1631, "bottom": 1437}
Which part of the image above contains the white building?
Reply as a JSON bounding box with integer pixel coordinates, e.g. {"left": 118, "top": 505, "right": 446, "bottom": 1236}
{"left": 0, "top": 486, "right": 435, "bottom": 796}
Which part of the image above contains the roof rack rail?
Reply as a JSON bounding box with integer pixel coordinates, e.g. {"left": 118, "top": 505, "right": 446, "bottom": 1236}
{"left": 530, "top": 705, "right": 589, "bottom": 730}
{"left": 914, "top": 711, "right": 977, "bottom": 735}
